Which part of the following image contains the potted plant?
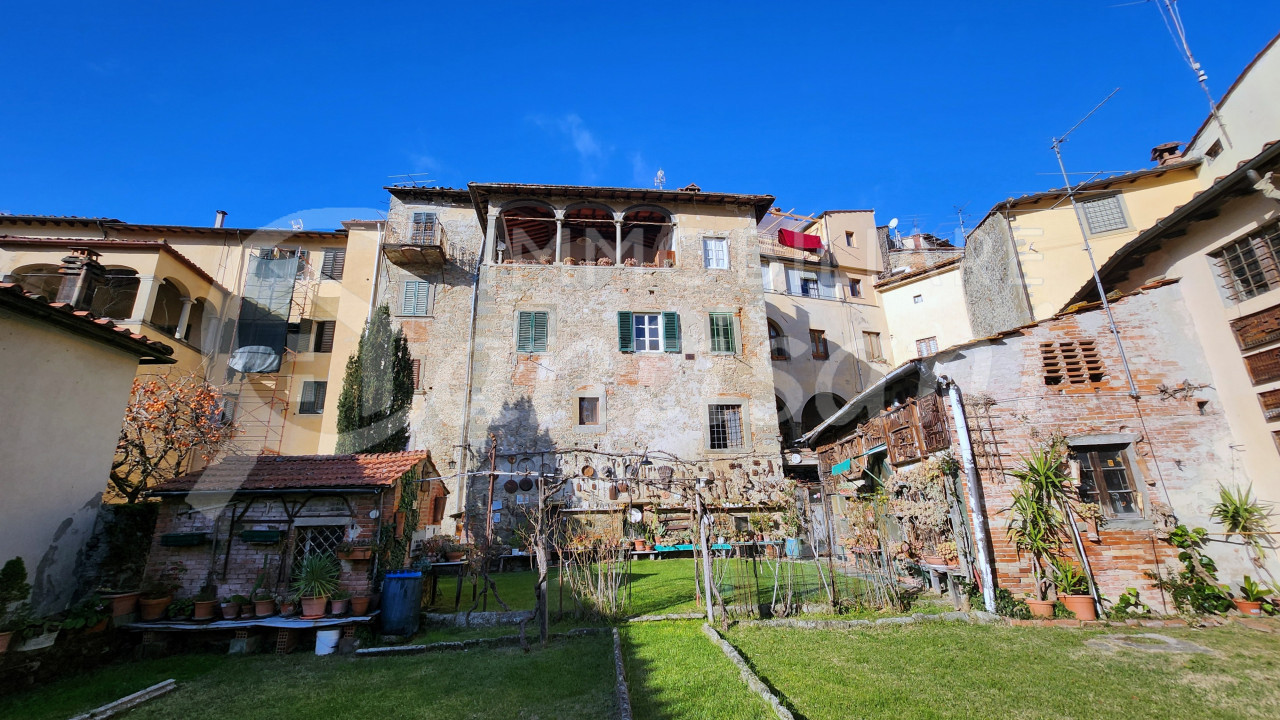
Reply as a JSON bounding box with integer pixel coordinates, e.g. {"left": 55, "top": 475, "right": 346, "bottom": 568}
{"left": 0, "top": 557, "right": 32, "bottom": 653}
{"left": 62, "top": 595, "right": 111, "bottom": 634}
{"left": 13, "top": 611, "right": 61, "bottom": 652}
{"left": 221, "top": 594, "right": 249, "bottom": 620}
{"left": 249, "top": 568, "right": 276, "bottom": 617}
{"left": 444, "top": 541, "right": 468, "bottom": 563}
{"left": 291, "top": 554, "right": 340, "bottom": 619}
{"left": 349, "top": 592, "right": 371, "bottom": 616}
{"left": 1051, "top": 557, "right": 1097, "bottom": 620}
{"left": 167, "top": 598, "right": 195, "bottom": 621}
{"left": 330, "top": 589, "right": 351, "bottom": 615}
{"left": 278, "top": 594, "right": 298, "bottom": 617}
{"left": 139, "top": 562, "right": 186, "bottom": 621}
{"left": 193, "top": 585, "right": 218, "bottom": 620}
{"left": 1006, "top": 444, "right": 1072, "bottom": 618}
{"left": 1233, "top": 576, "right": 1271, "bottom": 616}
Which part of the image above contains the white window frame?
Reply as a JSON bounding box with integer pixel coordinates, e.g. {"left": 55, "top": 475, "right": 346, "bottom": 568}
{"left": 702, "top": 236, "right": 729, "bottom": 270}
{"left": 633, "top": 313, "right": 663, "bottom": 352}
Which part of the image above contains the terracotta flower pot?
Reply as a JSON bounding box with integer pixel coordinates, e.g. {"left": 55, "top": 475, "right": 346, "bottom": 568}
{"left": 220, "top": 602, "right": 241, "bottom": 620}
{"left": 280, "top": 602, "right": 297, "bottom": 617}
{"left": 106, "top": 592, "right": 140, "bottom": 617}
{"left": 254, "top": 599, "right": 276, "bottom": 617}
{"left": 87, "top": 618, "right": 109, "bottom": 633}
{"left": 193, "top": 600, "right": 218, "bottom": 621}
{"left": 1060, "top": 595, "right": 1097, "bottom": 621}
{"left": 445, "top": 552, "right": 466, "bottom": 562}
{"left": 350, "top": 596, "right": 371, "bottom": 615}
{"left": 0, "top": 631, "right": 11, "bottom": 654}
{"left": 300, "top": 596, "right": 327, "bottom": 619}
{"left": 1234, "top": 598, "right": 1263, "bottom": 616}
{"left": 139, "top": 595, "right": 173, "bottom": 621}
{"left": 1026, "top": 599, "right": 1055, "bottom": 618}
{"left": 921, "top": 555, "right": 947, "bottom": 567}
{"left": 633, "top": 539, "right": 647, "bottom": 551}
{"left": 330, "top": 598, "right": 350, "bottom": 615}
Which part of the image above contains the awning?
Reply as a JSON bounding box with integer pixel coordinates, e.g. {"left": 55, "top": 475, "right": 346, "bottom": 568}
{"left": 778, "top": 228, "right": 823, "bottom": 250}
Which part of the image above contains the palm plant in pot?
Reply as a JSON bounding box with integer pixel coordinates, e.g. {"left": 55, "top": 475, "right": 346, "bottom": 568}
{"left": 1006, "top": 444, "right": 1071, "bottom": 618}
{"left": 1051, "top": 557, "right": 1097, "bottom": 620}
{"left": 1233, "top": 576, "right": 1272, "bottom": 616}
{"left": 291, "top": 554, "right": 340, "bottom": 619}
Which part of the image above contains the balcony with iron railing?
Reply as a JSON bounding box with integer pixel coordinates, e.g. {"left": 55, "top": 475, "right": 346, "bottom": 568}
{"left": 384, "top": 215, "right": 449, "bottom": 266}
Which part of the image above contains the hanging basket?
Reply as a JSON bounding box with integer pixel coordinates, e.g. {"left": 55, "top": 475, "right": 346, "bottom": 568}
{"left": 160, "top": 532, "right": 208, "bottom": 547}
{"left": 240, "top": 529, "right": 284, "bottom": 544}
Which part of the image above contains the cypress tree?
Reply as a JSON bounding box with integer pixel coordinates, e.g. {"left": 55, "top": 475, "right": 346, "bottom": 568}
{"left": 335, "top": 305, "right": 414, "bottom": 454}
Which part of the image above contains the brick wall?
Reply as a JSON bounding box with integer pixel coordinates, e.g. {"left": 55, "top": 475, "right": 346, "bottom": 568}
{"left": 938, "top": 281, "right": 1250, "bottom": 604}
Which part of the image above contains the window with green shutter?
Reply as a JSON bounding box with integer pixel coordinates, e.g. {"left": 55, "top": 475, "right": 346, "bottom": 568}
{"left": 516, "top": 311, "right": 548, "bottom": 352}
{"left": 401, "top": 281, "right": 432, "bottom": 316}
{"left": 662, "top": 311, "right": 681, "bottom": 353}
{"left": 709, "top": 313, "right": 735, "bottom": 353}
{"left": 618, "top": 311, "right": 634, "bottom": 352}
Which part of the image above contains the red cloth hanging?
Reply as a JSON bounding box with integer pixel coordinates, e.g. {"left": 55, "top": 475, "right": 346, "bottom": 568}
{"left": 777, "top": 227, "right": 823, "bottom": 250}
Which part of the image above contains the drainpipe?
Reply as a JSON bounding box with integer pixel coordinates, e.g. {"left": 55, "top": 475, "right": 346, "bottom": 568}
{"left": 454, "top": 216, "right": 490, "bottom": 540}
{"left": 938, "top": 375, "right": 997, "bottom": 614}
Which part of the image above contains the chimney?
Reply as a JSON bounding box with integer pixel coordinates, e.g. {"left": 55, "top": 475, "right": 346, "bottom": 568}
{"left": 55, "top": 248, "right": 106, "bottom": 311}
{"left": 1150, "top": 142, "right": 1184, "bottom": 167}
{"left": 214, "top": 210, "right": 228, "bottom": 228}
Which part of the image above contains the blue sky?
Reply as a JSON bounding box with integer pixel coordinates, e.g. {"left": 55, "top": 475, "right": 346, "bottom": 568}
{"left": 2, "top": 2, "right": 1275, "bottom": 239}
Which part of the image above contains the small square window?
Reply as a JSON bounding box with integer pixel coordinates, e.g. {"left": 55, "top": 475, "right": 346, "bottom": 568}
{"left": 915, "top": 336, "right": 938, "bottom": 357}
{"left": 1205, "top": 140, "right": 1223, "bottom": 160}
{"left": 1079, "top": 194, "right": 1129, "bottom": 235}
{"left": 299, "top": 381, "right": 327, "bottom": 414}
{"left": 845, "top": 231, "right": 856, "bottom": 247}
{"left": 863, "top": 331, "right": 883, "bottom": 360}
{"left": 849, "top": 278, "right": 862, "bottom": 298}
{"left": 913, "top": 294, "right": 923, "bottom": 304}
{"left": 579, "top": 397, "right": 600, "bottom": 426}
{"left": 1075, "top": 445, "right": 1141, "bottom": 518}
{"left": 708, "top": 404, "right": 744, "bottom": 450}
{"left": 703, "top": 237, "right": 728, "bottom": 269}
{"left": 810, "top": 329, "right": 829, "bottom": 360}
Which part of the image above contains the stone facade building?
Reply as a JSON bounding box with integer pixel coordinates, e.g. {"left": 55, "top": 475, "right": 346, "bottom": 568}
{"left": 380, "top": 183, "right": 789, "bottom": 537}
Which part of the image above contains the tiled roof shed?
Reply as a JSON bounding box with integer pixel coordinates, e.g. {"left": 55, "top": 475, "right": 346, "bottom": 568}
{"left": 153, "top": 451, "right": 435, "bottom": 494}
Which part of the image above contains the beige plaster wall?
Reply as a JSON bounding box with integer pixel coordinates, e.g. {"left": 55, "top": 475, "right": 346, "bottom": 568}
{"left": 879, "top": 262, "right": 974, "bottom": 361}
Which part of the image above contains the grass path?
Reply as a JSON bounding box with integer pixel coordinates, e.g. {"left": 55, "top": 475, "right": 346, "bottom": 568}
{"left": 622, "top": 620, "right": 773, "bottom": 720}
{"left": 725, "top": 622, "right": 1280, "bottom": 720}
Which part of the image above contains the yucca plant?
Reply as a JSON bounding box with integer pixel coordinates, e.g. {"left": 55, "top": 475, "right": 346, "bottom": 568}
{"left": 1211, "top": 484, "right": 1274, "bottom": 574}
{"left": 290, "top": 554, "right": 340, "bottom": 599}
{"left": 1006, "top": 444, "right": 1071, "bottom": 601}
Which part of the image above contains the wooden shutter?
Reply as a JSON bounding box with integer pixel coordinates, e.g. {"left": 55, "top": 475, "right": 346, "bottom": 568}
{"left": 287, "top": 319, "right": 313, "bottom": 353}
{"left": 663, "top": 311, "right": 681, "bottom": 353}
{"left": 1231, "top": 306, "right": 1280, "bottom": 350}
{"left": 313, "top": 381, "right": 327, "bottom": 411}
{"left": 401, "top": 283, "right": 417, "bottom": 315}
{"left": 517, "top": 311, "right": 533, "bottom": 352}
{"left": 531, "top": 311, "right": 548, "bottom": 352}
{"left": 321, "top": 249, "right": 346, "bottom": 280}
{"left": 313, "top": 320, "right": 336, "bottom": 353}
{"left": 1245, "top": 347, "right": 1280, "bottom": 385}
{"left": 618, "top": 311, "right": 634, "bottom": 353}
{"left": 411, "top": 359, "right": 422, "bottom": 390}
{"left": 401, "top": 281, "right": 430, "bottom": 316}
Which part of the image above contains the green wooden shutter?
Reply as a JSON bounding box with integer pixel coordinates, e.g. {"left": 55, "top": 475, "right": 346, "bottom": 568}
{"left": 401, "top": 282, "right": 416, "bottom": 315}
{"left": 662, "top": 311, "right": 681, "bottom": 353}
{"left": 618, "top": 311, "right": 634, "bottom": 353}
{"left": 414, "top": 282, "right": 430, "bottom": 316}
{"left": 531, "top": 311, "right": 548, "bottom": 352}
{"left": 517, "top": 311, "right": 533, "bottom": 352}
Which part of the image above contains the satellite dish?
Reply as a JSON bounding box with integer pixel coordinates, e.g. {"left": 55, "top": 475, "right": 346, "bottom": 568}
{"left": 888, "top": 218, "right": 899, "bottom": 229}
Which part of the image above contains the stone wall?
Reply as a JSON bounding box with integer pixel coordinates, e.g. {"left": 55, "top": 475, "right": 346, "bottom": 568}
{"left": 383, "top": 191, "right": 786, "bottom": 537}
{"left": 962, "top": 211, "right": 1033, "bottom": 337}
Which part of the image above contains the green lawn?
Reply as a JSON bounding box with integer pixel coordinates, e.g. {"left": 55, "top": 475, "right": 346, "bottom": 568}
{"left": 622, "top": 621, "right": 773, "bottom": 720}
{"left": 725, "top": 622, "right": 1280, "bottom": 720}
{"left": 0, "top": 633, "right": 615, "bottom": 720}
{"left": 429, "top": 557, "right": 858, "bottom": 618}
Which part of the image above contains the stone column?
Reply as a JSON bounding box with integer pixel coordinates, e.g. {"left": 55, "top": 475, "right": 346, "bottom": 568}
{"left": 483, "top": 208, "right": 500, "bottom": 264}
{"left": 174, "top": 297, "right": 194, "bottom": 340}
{"left": 614, "top": 218, "right": 623, "bottom": 264}
{"left": 554, "top": 211, "right": 564, "bottom": 264}
{"left": 129, "top": 275, "right": 160, "bottom": 324}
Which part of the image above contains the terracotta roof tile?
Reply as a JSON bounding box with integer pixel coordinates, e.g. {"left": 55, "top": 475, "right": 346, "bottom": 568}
{"left": 155, "top": 451, "right": 433, "bottom": 493}
{"left": 0, "top": 282, "right": 175, "bottom": 359}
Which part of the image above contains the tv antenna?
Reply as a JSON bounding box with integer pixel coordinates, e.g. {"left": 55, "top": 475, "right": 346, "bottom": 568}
{"left": 1050, "top": 88, "right": 1139, "bottom": 400}
{"left": 387, "top": 173, "right": 436, "bottom": 188}
{"left": 953, "top": 203, "right": 972, "bottom": 239}
{"left": 654, "top": 168, "right": 666, "bottom": 189}
{"left": 1151, "top": 0, "right": 1230, "bottom": 148}
{"left": 291, "top": 218, "right": 304, "bottom": 231}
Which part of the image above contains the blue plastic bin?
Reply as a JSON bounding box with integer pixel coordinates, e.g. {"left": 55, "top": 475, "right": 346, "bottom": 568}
{"left": 380, "top": 570, "right": 423, "bottom": 636}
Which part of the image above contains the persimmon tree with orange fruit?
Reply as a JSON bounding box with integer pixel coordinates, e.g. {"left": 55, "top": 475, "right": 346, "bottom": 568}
{"left": 109, "top": 373, "right": 235, "bottom": 502}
